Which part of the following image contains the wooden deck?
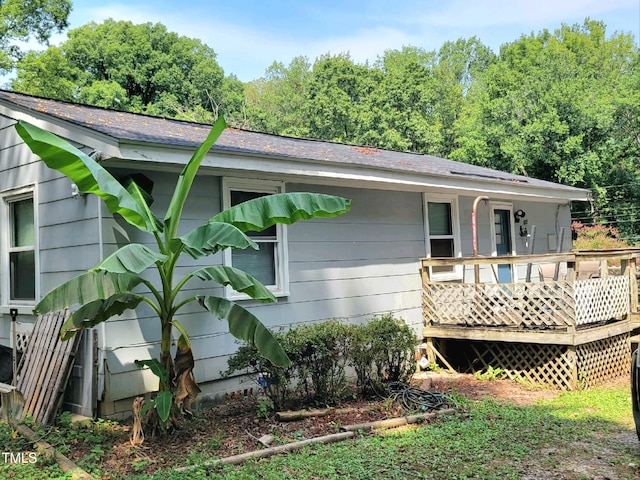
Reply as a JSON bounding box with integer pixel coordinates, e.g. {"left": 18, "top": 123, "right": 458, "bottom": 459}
{"left": 420, "top": 249, "right": 640, "bottom": 389}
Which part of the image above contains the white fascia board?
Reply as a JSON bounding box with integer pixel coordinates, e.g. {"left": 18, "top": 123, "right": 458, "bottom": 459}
{"left": 0, "top": 102, "right": 122, "bottom": 158}
{"left": 117, "top": 142, "right": 591, "bottom": 203}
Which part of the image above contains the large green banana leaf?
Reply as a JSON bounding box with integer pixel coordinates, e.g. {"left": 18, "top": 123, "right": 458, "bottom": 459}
{"left": 15, "top": 121, "right": 158, "bottom": 233}
{"left": 196, "top": 295, "right": 290, "bottom": 367}
{"left": 164, "top": 116, "right": 226, "bottom": 239}
{"left": 35, "top": 271, "right": 145, "bottom": 314}
{"left": 211, "top": 192, "right": 351, "bottom": 233}
{"left": 60, "top": 293, "right": 146, "bottom": 340}
{"left": 172, "top": 222, "right": 257, "bottom": 258}
{"left": 190, "top": 266, "right": 275, "bottom": 302}
{"left": 96, "top": 244, "right": 168, "bottom": 274}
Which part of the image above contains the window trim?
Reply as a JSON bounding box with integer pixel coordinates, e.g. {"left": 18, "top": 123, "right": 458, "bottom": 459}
{"left": 1, "top": 186, "right": 39, "bottom": 309}
{"left": 423, "top": 194, "right": 462, "bottom": 281}
{"left": 221, "top": 177, "right": 289, "bottom": 299}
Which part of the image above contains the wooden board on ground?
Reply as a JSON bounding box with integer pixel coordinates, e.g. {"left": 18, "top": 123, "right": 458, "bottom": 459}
{"left": 15, "top": 310, "right": 82, "bottom": 425}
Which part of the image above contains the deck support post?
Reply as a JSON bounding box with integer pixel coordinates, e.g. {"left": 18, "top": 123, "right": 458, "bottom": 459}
{"left": 568, "top": 345, "right": 578, "bottom": 390}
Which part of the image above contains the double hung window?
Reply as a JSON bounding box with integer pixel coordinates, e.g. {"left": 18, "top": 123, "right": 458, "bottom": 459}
{"left": 3, "top": 192, "right": 36, "bottom": 304}
{"left": 424, "top": 195, "right": 461, "bottom": 280}
{"left": 222, "top": 178, "right": 288, "bottom": 298}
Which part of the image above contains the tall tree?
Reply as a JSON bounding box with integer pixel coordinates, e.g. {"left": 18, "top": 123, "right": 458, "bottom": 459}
{"left": 0, "top": 0, "right": 70, "bottom": 73}
{"left": 435, "top": 37, "right": 495, "bottom": 156}
{"left": 450, "top": 19, "right": 640, "bottom": 237}
{"left": 12, "top": 19, "right": 243, "bottom": 122}
{"left": 245, "top": 56, "right": 312, "bottom": 136}
{"left": 361, "top": 46, "right": 440, "bottom": 153}
{"left": 302, "top": 53, "right": 376, "bottom": 143}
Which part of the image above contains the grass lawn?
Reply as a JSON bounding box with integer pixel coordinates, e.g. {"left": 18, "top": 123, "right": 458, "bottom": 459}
{"left": 1, "top": 380, "right": 639, "bottom": 479}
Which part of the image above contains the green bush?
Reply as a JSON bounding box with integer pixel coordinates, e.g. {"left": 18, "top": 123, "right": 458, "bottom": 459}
{"left": 346, "top": 322, "right": 376, "bottom": 392}
{"left": 222, "top": 331, "right": 296, "bottom": 411}
{"left": 348, "top": 315, "right": 417, "bottom": 395}
{"left": 287, "top": 320, "right": 351, "bottom": 405}
{"left": 224, "top": 315, "right": 418, "bottom": 410}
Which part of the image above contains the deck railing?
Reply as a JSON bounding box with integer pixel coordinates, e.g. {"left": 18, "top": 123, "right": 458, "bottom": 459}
{"left": 421, "top": 250, "right": 640, "bottom": 332}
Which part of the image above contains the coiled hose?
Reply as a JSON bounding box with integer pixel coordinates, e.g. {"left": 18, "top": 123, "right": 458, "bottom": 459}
{"left": 371, "top": 381, "right": 454, "bottom": 412}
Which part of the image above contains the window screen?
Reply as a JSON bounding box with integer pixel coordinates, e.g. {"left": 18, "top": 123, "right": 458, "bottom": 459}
{"left": 8, "top": 197, "right": 35, "bottom": 301}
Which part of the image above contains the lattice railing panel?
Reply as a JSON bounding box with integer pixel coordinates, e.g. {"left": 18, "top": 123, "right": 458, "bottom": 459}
{"left": 469, "top": 341, "right": 576, "bottom": 389}
{"left": 574, "top": 277, "right": 629, "bottom": 326}
{"left": 424, "top": 282, "right": 574, "bottom": 329}
{"left": 576, "top": 333, "right": 630, "bottom": 389}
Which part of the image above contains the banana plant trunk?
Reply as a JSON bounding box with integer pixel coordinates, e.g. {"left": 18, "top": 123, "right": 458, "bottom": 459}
{"left": 160, "top": 320, "right": 175, "bottom": 392}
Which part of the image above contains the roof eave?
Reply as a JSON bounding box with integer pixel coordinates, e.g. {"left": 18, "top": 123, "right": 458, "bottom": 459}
{"left": 114, "top": 140, "right": 591, "bottom": 202}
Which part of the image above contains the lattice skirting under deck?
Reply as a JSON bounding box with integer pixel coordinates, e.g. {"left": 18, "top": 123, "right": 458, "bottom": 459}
{"left": 435, "top": 334, "right": 630, "bottom": 390}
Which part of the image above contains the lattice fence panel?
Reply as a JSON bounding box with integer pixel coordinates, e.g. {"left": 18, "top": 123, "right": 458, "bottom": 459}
{"left": 574, "top": 277, "right": 629, "bottom": 326}
{"left": 468, "top": 341, "right": 576, "bottom": 389}
{"left": 576, "top": 333, "right": 630, "bottom": 389}
{"left": 424, "top": 282, "right": 574, "bottom": 329}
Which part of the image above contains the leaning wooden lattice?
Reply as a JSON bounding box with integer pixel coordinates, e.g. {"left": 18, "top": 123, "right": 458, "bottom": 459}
{"left": 15, "top": 310, "right": 82, "bottom": 425}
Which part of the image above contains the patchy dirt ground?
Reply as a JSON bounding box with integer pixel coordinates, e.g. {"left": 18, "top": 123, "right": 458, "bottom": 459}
{"left": 73, "top": 373, "right": 638, "bottom": 479}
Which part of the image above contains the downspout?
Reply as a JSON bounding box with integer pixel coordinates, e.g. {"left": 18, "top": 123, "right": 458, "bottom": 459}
{"left": 472, "top": 196, "right": 490, "bottom": 283}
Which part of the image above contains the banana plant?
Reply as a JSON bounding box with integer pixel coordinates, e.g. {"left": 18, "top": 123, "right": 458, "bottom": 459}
{"left": 15, "top": 117, "right": 351, "bottom": 430}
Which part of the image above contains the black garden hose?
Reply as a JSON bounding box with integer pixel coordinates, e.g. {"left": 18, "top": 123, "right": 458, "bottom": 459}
{"left": 370, "top": 381, "right": 454, "bottom": 412}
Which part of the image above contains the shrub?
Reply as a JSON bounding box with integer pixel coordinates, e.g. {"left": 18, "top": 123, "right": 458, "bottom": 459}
{"left": 287, "top": 320, "right": 351, "bottom": 405}
{"left": 224, "top": 315, "right": 418, "bottom": 410}
{"left": 349, "top": 314, "right": 417, "bottom": 394}
{"left": 222, "top": 331, "right": 296, "bottom": 411}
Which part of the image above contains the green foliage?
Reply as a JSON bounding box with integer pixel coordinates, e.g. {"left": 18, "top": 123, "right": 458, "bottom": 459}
{"left": 12, "top": 18, "right": 243, "bottom": 123}
{"left": 0, "top": 0, "right": 70, "bottom": 73}
{"left": 571, "top": 221, "right": 630, "bottom": 251}
{"left": 474, "top": 365, "right": 507, "bottom": 381}
{"left": 366, "top": 314, "right": 417, "bottom": 384}
{"left": 349, "top": 314, "right": 417, "bottom": 394}
{"left": 225, "top": 315, "right": 417, "bottom": 409}
{"left": 222, "top": 333, "right": 296, "bottom": 411}
{"left": 256, "top": 398, "right": 274, "bottom": 419}
{"left": 287, "top": 320, "right": 351, "bottom": 405}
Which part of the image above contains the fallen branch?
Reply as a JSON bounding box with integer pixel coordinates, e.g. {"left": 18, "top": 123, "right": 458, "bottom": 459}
{"left": 175, "top": 431, "right": 355, "bottom": 471}
{"left": 275, "top": 406, "right": 369, "bottom": 422}
{"left": 340, "top": 408, "right": 455, "bottom": 432}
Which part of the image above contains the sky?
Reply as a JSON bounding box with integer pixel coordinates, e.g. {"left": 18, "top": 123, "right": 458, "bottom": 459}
{"left": 33, "top": 0, "right": 640, "bottom": 82}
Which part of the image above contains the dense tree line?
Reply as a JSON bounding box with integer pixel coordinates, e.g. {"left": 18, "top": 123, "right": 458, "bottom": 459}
{"left": 0, "top": 0, "right": 71, "bottom": 73}
{"left": 8, "top": 16, "right": 640, "bottom": 241}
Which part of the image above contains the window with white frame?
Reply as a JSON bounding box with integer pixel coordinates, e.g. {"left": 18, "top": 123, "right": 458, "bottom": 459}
{"left": 222, "top": 178, "right": 288, "bottom": 297}
{"left": 3, "top": 192, "right": 36, "bottom": 304}
{"left": 424, "top": 195, "right": 461, "bottom": 280}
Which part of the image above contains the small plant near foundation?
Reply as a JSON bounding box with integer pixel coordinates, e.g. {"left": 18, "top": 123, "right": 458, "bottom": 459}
{"left": 256, "top": 397, "right": 274, "bottom": 419}
{"left": 474, "top": 365, "right": 506, "bottom": 381}
{"left": 429, "top": 362, "right": 442, "bottom": 372}
{"left": 577, "top": 370, "right": 588, "bottom": 389}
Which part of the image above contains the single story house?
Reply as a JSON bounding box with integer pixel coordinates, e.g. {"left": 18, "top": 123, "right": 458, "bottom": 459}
{"left": 0, "top": 90, "right": 590, "bottom": 418}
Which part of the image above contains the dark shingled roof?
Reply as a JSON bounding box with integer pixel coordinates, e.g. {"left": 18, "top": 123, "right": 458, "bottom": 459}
{"left": 0, "top": 89, "right": 587, "bottom": 194}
